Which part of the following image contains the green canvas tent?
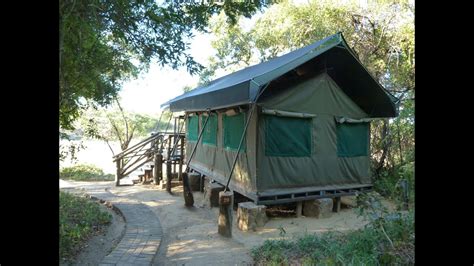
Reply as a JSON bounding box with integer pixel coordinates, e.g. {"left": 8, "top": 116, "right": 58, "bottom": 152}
{"left": 162, "top": 32, "right": 398, "bottom": 204}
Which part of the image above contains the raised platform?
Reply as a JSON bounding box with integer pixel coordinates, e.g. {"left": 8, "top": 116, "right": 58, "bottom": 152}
{"left": 188, "top": 164, "right": 372, "bottom": 205}
{"left": 256, "top": 185, "right": 372, "bottom": 205}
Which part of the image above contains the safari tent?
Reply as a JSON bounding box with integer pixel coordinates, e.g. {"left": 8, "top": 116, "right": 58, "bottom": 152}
{"left": 161, "top": 32, "right": 398, "bottom": 205}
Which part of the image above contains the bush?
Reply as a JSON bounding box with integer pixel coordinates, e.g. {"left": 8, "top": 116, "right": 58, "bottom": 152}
{"left": 251, "top": 192, "right": 414, "bottom": 265}
{"left": 374, "top": 162, "right": 414, "bottom": 208}
{"left": 60, "top": 164, "right": 114, "bottom": 181}
{"left": 59, "top": 191, "right": 112, "bottom": 260}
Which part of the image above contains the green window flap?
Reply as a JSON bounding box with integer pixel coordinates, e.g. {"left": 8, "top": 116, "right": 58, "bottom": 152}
{"left": 336, "top": 122, "right": 369, "bottom": 157}
{"left": 187, "top": 115, "right": 198, "bottom": 141}
{"left": 265, "top": 115, "right": 312, "bottom": 157}
{"left": 201, "top": 114, "right": 217, "bottom": 146}
{"left": 223, "top": 112, "right": 246, "bottom": 152}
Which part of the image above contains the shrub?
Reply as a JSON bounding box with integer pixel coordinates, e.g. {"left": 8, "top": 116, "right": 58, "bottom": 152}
{"left": 251, "top": 192, "right": 414, "bottom": 265}
{"left": 374, "top": 161, "right": 415, "bottom": 208}
{"left": 60, "top": 164, "right": 114, "bottom": 181}
{"left": 59, "top": 191, "right": 112, "bottom": 260}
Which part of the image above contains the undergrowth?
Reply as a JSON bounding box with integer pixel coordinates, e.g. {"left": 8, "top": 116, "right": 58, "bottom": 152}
{"left": 60, "top": 164, "right": 114, "bottom": 181}
{"left": 59, "top": 191, "right": 112, "bottom": 260}
{"left": 251, "top": 192, "right": 414, "bottom": 265}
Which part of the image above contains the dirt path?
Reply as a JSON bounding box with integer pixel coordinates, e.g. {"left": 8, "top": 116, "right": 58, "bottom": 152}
{"left": 61, "top": 180, "right": 372, "bottom": 265}
{"left": 107, "top": 184, "right": 369, "bottom": 266}
{"left": 108, "top": 185, "right": 252, "bottom": 265}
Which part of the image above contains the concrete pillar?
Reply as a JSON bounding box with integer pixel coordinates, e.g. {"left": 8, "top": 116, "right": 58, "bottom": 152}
{"left": 218, "top": 191, "right": 234, "bottom": 237}
{"left": 303, "top": 198, "right": 333, "bottom": 218}
{"left": 188, "top": 172, "right": 201, "bottom": 191}
{"left": 206, "top": 182, "right": 225, "bottom": 207}
{"left": 237, "top": 202, "right": 268, "bottom": 231}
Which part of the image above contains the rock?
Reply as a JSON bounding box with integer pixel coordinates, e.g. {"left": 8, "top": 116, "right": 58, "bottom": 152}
{"left": 237, "top": 202, "right": 268, "bottom": 231}
{"left": 303, "top": 198, "right": 333, "bottom": 218}
{"left": 205, "top": 182, "right": 225, "bottom": 207}
{"left": 340, "top": 196, "right": 358, "bottom": 208}
{"left": 188, "top": 172, "right": 201, "bottom": 191}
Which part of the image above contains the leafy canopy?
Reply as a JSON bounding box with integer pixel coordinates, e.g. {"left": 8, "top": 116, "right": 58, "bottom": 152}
{"left": 202, "top": 0, "right": 414, "bottom": 185}
{"left": 59, "top": 0, "right": 267, "bottom": 130}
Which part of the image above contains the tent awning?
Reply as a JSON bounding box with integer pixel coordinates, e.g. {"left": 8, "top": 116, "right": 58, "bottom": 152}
{"left": 162, "top": 32, "right": 398, "bottom": 117}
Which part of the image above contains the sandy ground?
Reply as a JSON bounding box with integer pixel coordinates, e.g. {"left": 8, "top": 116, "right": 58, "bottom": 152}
{"left": 107, "top": 184, "right": 371, "bottom": 265}
{"left": 60, "top": 179, "right": 397, "bottom": 265}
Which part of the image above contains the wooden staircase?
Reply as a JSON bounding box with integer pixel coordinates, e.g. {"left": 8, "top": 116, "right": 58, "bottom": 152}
{"left": 113, "top": 115, "right": 186, "bottom": 187}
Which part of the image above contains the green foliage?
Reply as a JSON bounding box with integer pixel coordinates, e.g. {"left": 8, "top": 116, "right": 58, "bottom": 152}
{"left": 59, "top": 0, "right": 267, "bottom": 130}
{"left": 374, "top": 161, "right": 414, "bottom": 206}
{"left": 59, "top": 138, "right": 85, "bottom": 164}
{"left": 251, "top": 193, "right": 414, "bottom": 265}
{"left": 205, "top": 0, "right": 415, "bottom": 194}
{"left": 77, "top": 100, "right": 162, "bottom": 153}
{"left": 60, "top": 164, "right": 114, "bottom": 181}
{"left": 59, "top": 191, "right": 112, "bottom": 259}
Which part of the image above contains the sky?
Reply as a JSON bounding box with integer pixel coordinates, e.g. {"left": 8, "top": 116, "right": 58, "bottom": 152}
{"left": 118, "top": 12, "right": 263, "bottom": 116}
{"left": 118, "top": 32, "right": 215, "bottom": 115}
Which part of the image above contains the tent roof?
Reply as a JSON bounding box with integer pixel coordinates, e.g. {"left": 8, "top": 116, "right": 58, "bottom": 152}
{"left": 162, "top": 32, "right": 398, "bottom": 117}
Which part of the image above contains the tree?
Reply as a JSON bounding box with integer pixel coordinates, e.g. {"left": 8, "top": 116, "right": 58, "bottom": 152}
{"left": 78, "top": 98, "right": 164, "bottom": 156}
{"left": 59, "top": 0, "right": 267, "bottom": 130}
{"left": 203, "top": 0, "right": 414, "bottom": 182}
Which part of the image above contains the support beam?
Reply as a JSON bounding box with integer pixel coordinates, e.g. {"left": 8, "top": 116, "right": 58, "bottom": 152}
{"left": 115, "top": 159, "right": 121, "bottom": 186}
{"left": 218, "top": 191, "right": 234, "bottom": 237}
{"left": 178, "top": 135, "right": 184, "bottom": 181}
{"left": 154, "top": 154, "right": 163, "bottom": 184}
{"left": 182, "top": 172, "right": 194, "bottom": 207}
{"left": 296, "top": 201, "right": 303, "bottom": 217}
{"left": 166, "top": 160, "right": 172, "bottom": 193}
{"left": 333, "top": 197, "right": 341, "bottom": 213}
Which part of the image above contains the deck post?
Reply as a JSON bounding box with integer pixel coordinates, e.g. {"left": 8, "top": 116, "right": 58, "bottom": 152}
{"left": 115, "top": 159, "right": 121, "bottom": 187}
{"left": 218, "top": 191, "right": 234, "bottom": 237}
{"left": 333, "top": 197, "right": 341, "bottom": 213}
{"left": 182, "top": 172, "right": 194, "bottom": 206}
{"left": 154, "top": 154, "right": 163, "bottom": 184}
{"left": 166, "top": 160, "right": 172, "bottom": 193}
{"left": 296, "top": 201, "right": 303, "bottom": 217}
{"left": 178, "top": 135, "right": 184, "bottom": 181}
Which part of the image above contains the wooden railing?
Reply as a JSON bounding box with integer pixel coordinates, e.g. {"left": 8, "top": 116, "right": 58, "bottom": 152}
{"left": 113, "top": 115, "right": 186, "bottom": 187}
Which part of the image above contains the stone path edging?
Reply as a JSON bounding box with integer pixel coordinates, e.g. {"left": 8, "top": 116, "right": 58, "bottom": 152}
{"left": 86, "top": 189, "right": 163, "bottom": 266}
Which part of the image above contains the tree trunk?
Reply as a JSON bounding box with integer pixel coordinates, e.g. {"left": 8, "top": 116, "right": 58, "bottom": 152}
{"left": 374, "top": 120, "right": 392, "bottom": 178}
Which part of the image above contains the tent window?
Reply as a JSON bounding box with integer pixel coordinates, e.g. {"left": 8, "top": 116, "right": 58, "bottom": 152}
{"left": 186, "top": 116, "right": 198, "bottom": 141}
{"left": 265, "top": 115, "right": 312, "bottom": 157}
{"left": 201, "top": 114, "right": 217, "bottom": 146}
{"left": 223, "top": 113, "right": 246, "bottom": 152}
{"left": 336, "top": 122, "right": 369, "bottom": 157}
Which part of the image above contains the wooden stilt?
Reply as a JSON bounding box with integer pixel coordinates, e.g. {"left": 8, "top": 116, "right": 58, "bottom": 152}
{"left": 115, "top": 159, "right": 121, "bottom": 187}
{"left": 178, "top": 135, "right": 184, "bottom": 181}
{"left": 333, "top": 197, "right": 341, "bottom": 213}
{"left": 166, "top": 160, "right": 172, "bottom": 193}
{"left": 182, "top": 172, "right": 194, "bottom": 207}
{"left": 218, "top": 191, "right": 234, "bottom": 237}
{"left": 154, "top": 154, "right": 163, "bottom": 184}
